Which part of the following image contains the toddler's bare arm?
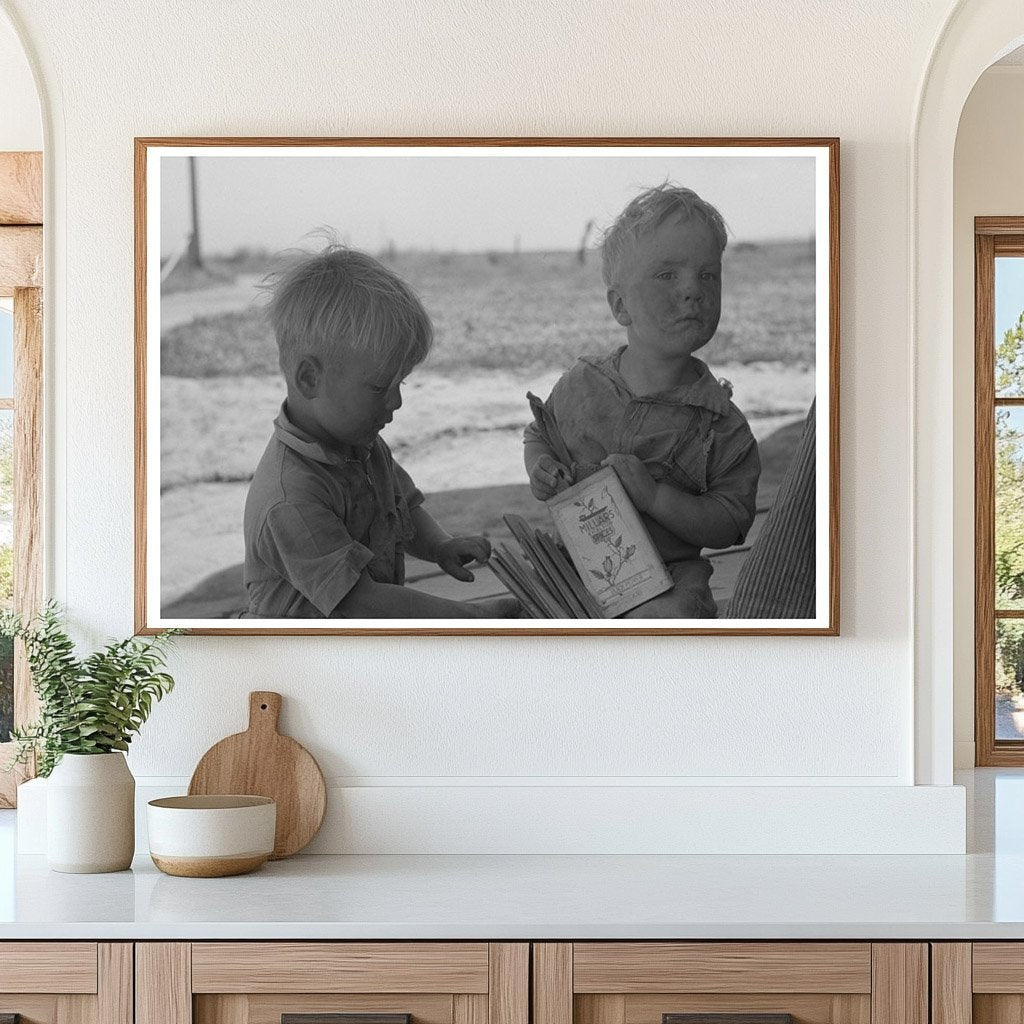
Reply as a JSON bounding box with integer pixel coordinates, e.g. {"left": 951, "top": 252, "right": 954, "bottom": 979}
{"left": 406, "top": 506, "right": 493, "bottom": 582}
{"left": 602, "top": 453, "right": 741, "bottom": 550}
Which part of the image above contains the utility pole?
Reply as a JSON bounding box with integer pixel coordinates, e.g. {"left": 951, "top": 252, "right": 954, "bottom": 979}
{"left": 185, "top": 156, "right": 204, "bottom": 268}
{"left": 577, "top": 219, "right": 594, "bottom": 264}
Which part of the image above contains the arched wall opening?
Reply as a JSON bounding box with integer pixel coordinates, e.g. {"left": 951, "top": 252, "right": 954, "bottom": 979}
{"left": 914, "top": 1, "right": 1024, "bottom": 784}
{"left": 952, "top": 46, "right": 1024, "bottom": 768}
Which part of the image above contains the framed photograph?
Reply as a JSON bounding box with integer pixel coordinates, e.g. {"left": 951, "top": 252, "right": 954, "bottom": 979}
{"left": 135, "top": 137, "right": 838, "bottom": 635}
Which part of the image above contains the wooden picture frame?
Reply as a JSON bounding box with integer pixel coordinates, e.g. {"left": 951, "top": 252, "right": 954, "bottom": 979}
{"left": 135, "top": 137, "right": 839, "bottom": 636}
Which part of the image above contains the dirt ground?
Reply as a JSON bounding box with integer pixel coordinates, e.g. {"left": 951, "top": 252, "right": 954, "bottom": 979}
{"left": 157, "top": 251, "right": 817, "bottom": 615}
{"left": 160, "top": 379, "right": 809, "bottom": 611}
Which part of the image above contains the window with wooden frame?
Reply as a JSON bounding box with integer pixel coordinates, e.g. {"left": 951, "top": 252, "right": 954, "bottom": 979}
{"left": 976, "top": 217, "right": 1024, "bottom": 765}
{"left": 0, "top": 151, "right": 43, "bottom": 806}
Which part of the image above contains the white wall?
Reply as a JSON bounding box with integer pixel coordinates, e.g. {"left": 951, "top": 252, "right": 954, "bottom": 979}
{"left": 953, "top": 65, "right": 1024, "bottom": 767}
{"left": 0, "top": 10, "right": 39, "bottom": 152}
{"left": 0, "top": 0, "right": 978, "bottom": 852}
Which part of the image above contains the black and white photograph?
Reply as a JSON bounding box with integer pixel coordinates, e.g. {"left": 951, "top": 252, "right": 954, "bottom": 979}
{"left": 136, "top": 139, "right": 838, "bottom": 635}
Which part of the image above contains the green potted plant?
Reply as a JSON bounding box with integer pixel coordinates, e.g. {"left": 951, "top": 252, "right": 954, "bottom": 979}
{"left": 1, "top": 603, "right": 179, "bottom": 873}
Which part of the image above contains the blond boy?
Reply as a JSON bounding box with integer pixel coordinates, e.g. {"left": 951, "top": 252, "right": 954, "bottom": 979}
{"left": 245, "top": 245, "right": 518, "bottom": 619}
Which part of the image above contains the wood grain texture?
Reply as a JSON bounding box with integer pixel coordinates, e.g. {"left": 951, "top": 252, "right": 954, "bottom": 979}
{"left": 977, "top": 218, "right": 1024, "bottom": 236}
{"left": 976, "top": 229, "right": 998, "bottom": 765}
{"left": 573, "top": 944, "right": 871, "bottom": 994}
{"left": 0, "top": 943, "right": 97, "bottom": 993}
{"left": 533, "top": 944, "right": 572, "bottom": 1024}
{"left": 972, "top": 944, "right": 1024, "bottom": 992}
{"left": 191, "top": 943, "right": 489, "bottom": 994}
{"left": 974, "top": 995, "right": 1024, "bottom": 1024}
{"left": 624, "top": 994, "right": 867, "bottom": 1024}
{"left": 453, "top": 994, "right": 487, "bottom": 1024}
{"left": 0, "top": 747, "right": 31, "bottom": 807}
{"left": 14, "top": 286, "right": 43, "bottom": 736}
{"left": 243, "top": 995, "right": 450, "bottom": 1024}
{"left": 281, "top": 1016, "right": 410, "bottom": 1024}
{"left": 136, "top": 943, "right": 192, "bottom": 1024}
{"left": 195, "top": 994, "right": 249, "bottom": 1024}
{"left": 488, "top": 944, "right": 528, "bottom": 1024}
{"left": 98, "top": 945, "right": 132, "bottom": 1024}
{"left": 831, "top": 995, "right": 873, "bottom": 1024}
{"left": 188, "top": 691, "right": 326, "bottom": 858}
{"left": 151, "top": 853, "right": 269, "bottom": 877}
{"left": 0, "top": 1002, "right": 56, "bottom": 1024}
{"left": 133, "top": 135, "right": 839, "bottom": 637}
{"left": 975, "top": 226, "right": 1024, "bottom": 765}
{"left": 0, "top": 226, "right": 41, "bottom": 295}
{"left": 870, "top": 945, "right": 927, "bottom": 1024}
{"left": 138, "top": 137, "right": 843, "bottom": 149}
{"left": 931, "top": 945, "right": 971, "bottom": 1024}
{"left": 57, "top": 992, "right": 95, "bottom": 1024}
{"left": 663, "top": 1015, "right": 793, "bottom": 1024}
{"left": 576, "top": 995, "right": 625, "bottom": 1024}
{"left": 825, "top": 133, "right": 841, "bottom": 636}
{"left": 0, "top": 153, "right": 42, "bottom": 224}
{"left": 133, "top": 137, "right": 148, "bottom": 634}
{"left": 993, "top": 237, "right": 1024, "bottom": 255}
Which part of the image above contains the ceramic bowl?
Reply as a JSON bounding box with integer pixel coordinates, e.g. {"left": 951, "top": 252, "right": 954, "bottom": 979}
{"left": 147, "top": 795, "right": 276, "bottom": 877}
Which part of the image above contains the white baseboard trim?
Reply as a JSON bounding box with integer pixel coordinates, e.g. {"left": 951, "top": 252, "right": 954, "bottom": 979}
{"left": 17, "top": 778, "right": 967, "bottom": 856}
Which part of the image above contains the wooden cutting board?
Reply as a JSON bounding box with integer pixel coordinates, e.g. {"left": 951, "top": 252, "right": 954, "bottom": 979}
{"left": 188, "top": 691, "right": 327, "bottom": 859}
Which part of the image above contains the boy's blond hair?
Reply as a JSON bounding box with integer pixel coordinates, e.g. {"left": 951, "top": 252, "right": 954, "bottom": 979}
{"left": 600, "top": 183, "right": 728, "bottom": 288}
{"left": 265, "top": 243, "right": 433, "bottom": 378}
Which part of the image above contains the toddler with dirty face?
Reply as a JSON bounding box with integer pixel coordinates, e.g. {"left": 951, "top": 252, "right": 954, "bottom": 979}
{"left": 524, "top": 184, "right": 760, "bottom": 618}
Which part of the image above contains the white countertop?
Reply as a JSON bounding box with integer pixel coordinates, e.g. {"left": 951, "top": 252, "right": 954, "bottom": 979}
{"left": 2, "top": 768, "right": 1023, "bottom": 941}
{"left": 1, "top": 848, "right": 1023, "bottom": 940}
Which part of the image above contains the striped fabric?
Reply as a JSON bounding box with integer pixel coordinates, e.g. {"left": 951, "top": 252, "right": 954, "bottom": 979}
{"left": 727, "top": 402, "right": 816, "bottom": 619}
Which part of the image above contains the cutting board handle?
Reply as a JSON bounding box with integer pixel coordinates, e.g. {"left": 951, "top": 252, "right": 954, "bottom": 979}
{"left": 248, "top": 691, "right": 282, "bottom": 734}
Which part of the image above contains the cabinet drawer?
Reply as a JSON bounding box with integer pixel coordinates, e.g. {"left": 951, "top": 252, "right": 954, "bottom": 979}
{"left": 572, "top": 944, "right": 871, "bottom": 994}
{"left": 534, "top": 943, "right": 926, "bottom": 1024}
{"left": 0, "top": 942, "right": 98, "bottom": 993}
{"left": 139, "top": 942, "right": 528, "bottom": 1024}
{"left": 0, "top": 943, "right": 130, "bottom": 1024}
{"left": 191, "top": 943, "right": 490, "bottom": 993}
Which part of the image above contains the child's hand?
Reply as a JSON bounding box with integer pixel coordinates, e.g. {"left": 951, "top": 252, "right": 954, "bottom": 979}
{"left": 602, "top": 453, "right": 657, "bottom": 513}
{"left": 436, "top": 535, "right": 491, "bottom": 582}
{"left": 529, "top": 453, "right": 571, "bottom": 501}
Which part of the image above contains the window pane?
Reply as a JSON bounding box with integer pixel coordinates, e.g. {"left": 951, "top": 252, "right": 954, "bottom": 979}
{"left": 996, "top": 256, "right": 1024, "bottom": 397}
{"left": 0, "top": 409, "right": 11, "bottom": 742}
{"left": 0, "top": 305, "right": 11, "bottom": 399}
{"left": 997, "top": 407, "right": 1024, "bottom": 610}
{"left": 997, "top": 620, "right": 1024, "bottom": 740}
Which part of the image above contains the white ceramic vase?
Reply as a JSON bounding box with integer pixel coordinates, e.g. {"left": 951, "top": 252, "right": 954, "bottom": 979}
{"left": 46, "top": 752, "right": 135, "bottom": 873}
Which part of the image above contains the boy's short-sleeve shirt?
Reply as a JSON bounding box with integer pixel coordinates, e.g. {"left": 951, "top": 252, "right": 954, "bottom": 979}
{"left": 243, "top": 405, "right": 424, "bottom": 618}
{"left": 531, "top": 347, "right": 760, "bottom": 563}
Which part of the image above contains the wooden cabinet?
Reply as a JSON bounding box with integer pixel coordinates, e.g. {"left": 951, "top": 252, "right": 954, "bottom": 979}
{"left": 0, "top": 938, "right": 954, "bottom": 1024}
{"left": 0, "top": 943, "right": 132, "bottom": 1024}
{"left": 532, "top": 943, "right": 928, "bottom": 1024}
{"left": 136, "top": 944, "right": 528, "bottom": 1024}
{"left": 932, "top": 943, "right": 1024, "bottom": 1024}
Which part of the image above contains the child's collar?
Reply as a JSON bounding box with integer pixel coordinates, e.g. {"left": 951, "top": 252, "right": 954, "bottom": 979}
{"left": 581, "top": 346, "right": 734, "bottom": 416}
{"left": 273, "top": 403, "right": 372, "bottom": 465}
